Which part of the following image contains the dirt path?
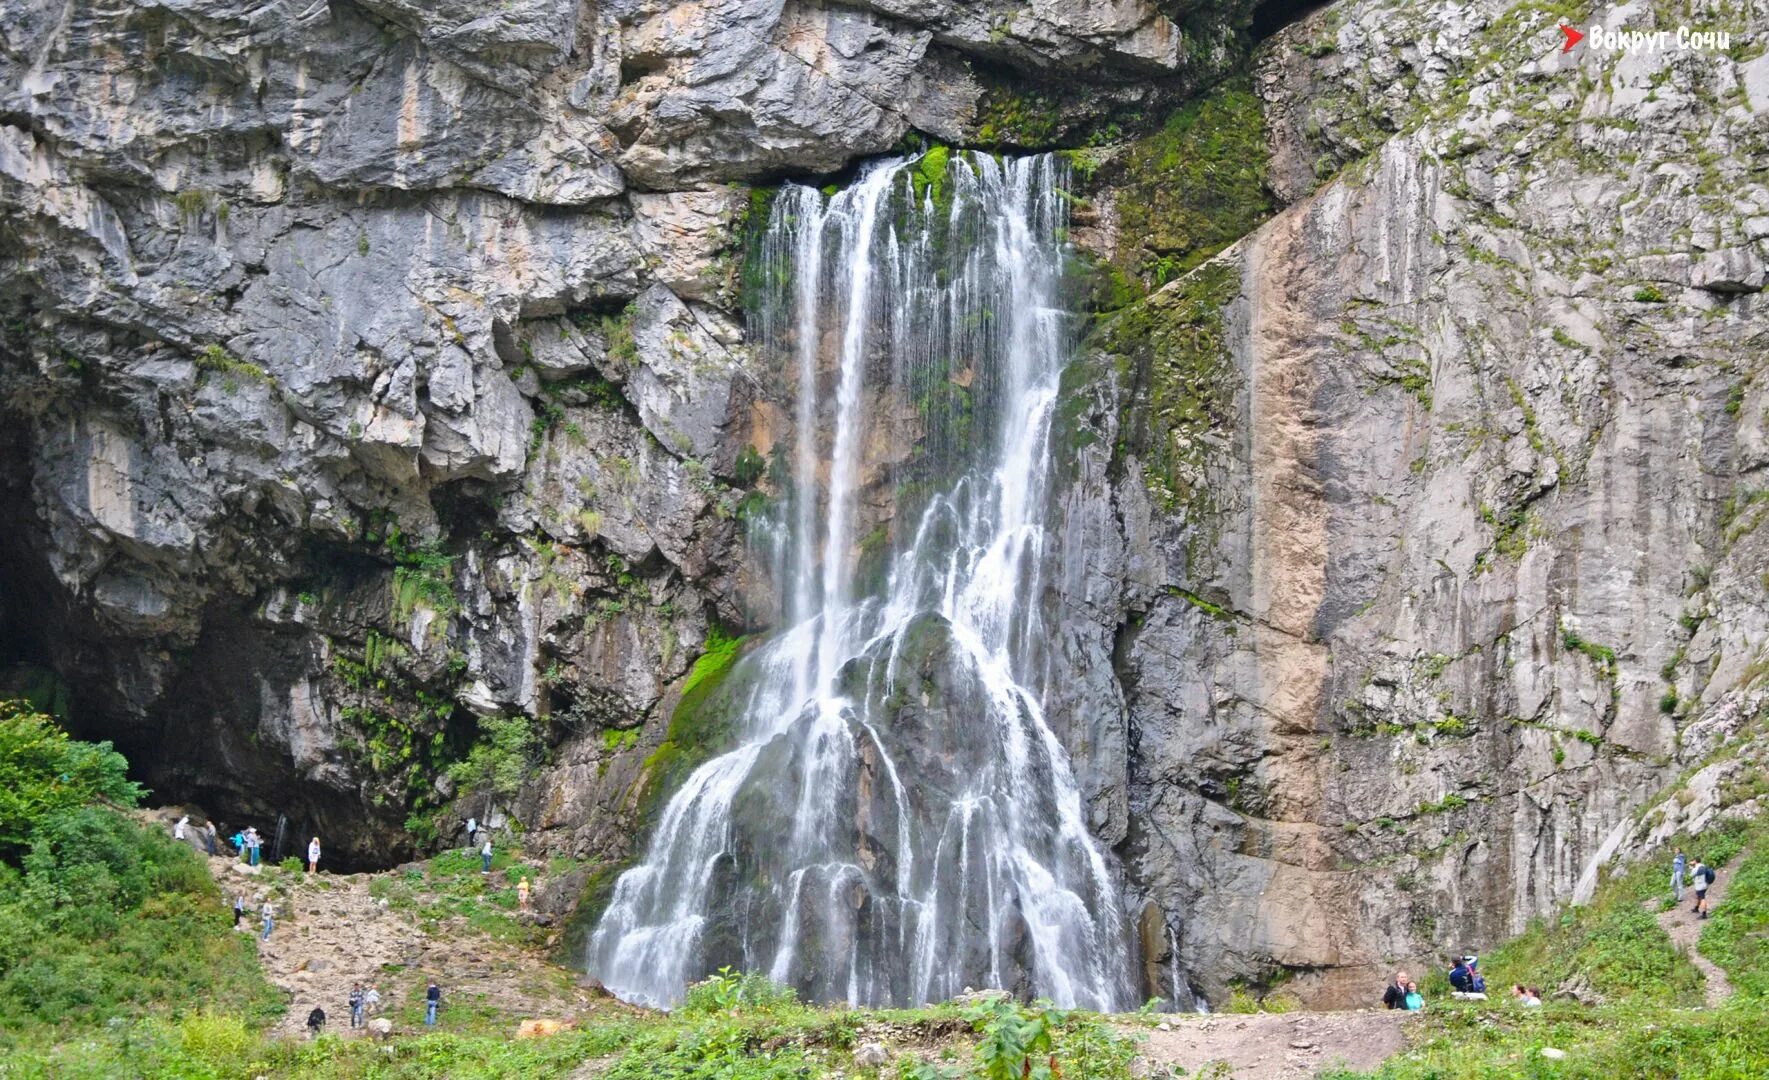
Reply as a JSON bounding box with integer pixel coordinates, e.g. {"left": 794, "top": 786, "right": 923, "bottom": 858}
{"left": 1128, "top": 1009, "right": 1412, "bottom": 1079}
{"left": 1651, "top": 852, "right": 1746, "bottom": 1008}
{"left": 207, "top": 854, "right": 608, "bottom": 1040}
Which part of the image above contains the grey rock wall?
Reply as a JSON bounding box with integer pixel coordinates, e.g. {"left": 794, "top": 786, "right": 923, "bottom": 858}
{"left": 1052, "top": 0, "right": 1769, "bottom": 1006}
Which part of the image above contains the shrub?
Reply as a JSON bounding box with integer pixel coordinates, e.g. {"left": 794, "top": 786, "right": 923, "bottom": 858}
{"left": 0, "top": 699, "right": 142, "bottom": 857}
{"left": 677, "top": 967, "right": 799, "bottom": 1016}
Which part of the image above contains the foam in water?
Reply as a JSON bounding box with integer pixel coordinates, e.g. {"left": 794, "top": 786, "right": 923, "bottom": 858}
{"left": 587, "top": 152, "right": 1132, "bottom": 1010}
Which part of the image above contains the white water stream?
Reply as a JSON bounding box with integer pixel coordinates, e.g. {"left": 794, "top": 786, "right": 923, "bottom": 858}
{"left": 588, "top": 153, "right": 1131, "bottom": 1010}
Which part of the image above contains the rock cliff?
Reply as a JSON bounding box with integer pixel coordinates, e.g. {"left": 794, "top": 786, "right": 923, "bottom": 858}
{"left": 1054, "top": 0, "right": 1769, "bottom": 1004}
{"left": 3, "top": 0, "right": 1765, "bottom": 1006}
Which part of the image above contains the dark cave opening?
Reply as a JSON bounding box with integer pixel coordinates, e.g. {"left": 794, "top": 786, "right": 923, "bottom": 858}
{"left": 1250, "top": 0, "right": 1333, "bottom": 40}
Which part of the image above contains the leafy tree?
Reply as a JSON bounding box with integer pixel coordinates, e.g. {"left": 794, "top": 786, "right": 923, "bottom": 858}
{"left": 0, "top": 699, "right": 141, "bottom": 858}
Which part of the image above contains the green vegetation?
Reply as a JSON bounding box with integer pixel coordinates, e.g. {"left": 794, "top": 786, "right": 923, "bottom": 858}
{"left": 1332, "top": 815, "right": 1769, "bottom": 1079}
{"left": 1105, "top": 78, "right": 1273, "bottom": 294}
{"left": 2, "top": 969, "right": 1149, "bottom": 1079}
{"left": 0, "top": 701, "right": 281, "bottom": 1046}
{"left": 0, "top": 699, "right": 141, "bottom": 856}
{"left": 386, "top": 526, "right": 459, "bottom": 622}
{"left": 367, "top": 847, "right": 542, "bottom": 947}
{"left": 445, "top": 713, "right": 540, "bottom": 802}
{"left": 1089, "top": 260, "right": 1241, "bottom": 516}
{"left": 1699, "top": 821, "right": 1769, "bottom": 999}
{"left": 195, "top": 343, "right": 273, "bottom": 391}
{"left": 972, "top": 83, "right": 1064, "bottom": 147}
{"left": 1561, "top": 625, "right": 1619, "bottom": 678}
{"left": 641, "top": 626, "right": 749, "bottom": 799}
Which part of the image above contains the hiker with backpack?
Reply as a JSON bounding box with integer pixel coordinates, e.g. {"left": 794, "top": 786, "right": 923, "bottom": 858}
{"left": 1692, "top": 857, "right": 1718, "bottom": 918}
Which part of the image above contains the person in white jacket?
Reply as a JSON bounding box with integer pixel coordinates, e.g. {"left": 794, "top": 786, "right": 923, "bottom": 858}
{"left": 173, "top": 815, "right": 189, "bottom": 841}
{"left": 307, "top": 836, "right": 321, "bottom": 874}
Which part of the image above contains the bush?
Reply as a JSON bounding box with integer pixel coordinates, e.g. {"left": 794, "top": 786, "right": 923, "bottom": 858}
{"left": 0, "top": 708, "right": 280, "bottom": 1044}
{"left": 677, "top": 967, "right": 799, "bottom": 1016}
{"left": 0, "top": 699, "right": 141, "bottom": 857}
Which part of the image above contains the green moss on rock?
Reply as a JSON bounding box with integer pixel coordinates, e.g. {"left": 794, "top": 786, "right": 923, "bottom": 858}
{"left": 638, "top": 628, "right": 749, "bottom": 809}
{"left": 1089, "top": 260, "right": 1244, "bottom": 516}
{"left": 1105, "top": 78, "right": 1274, "bottom": 295}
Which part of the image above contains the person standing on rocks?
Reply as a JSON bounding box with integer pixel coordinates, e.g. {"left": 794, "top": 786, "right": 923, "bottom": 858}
{"left": 481, "top": 837, "right": 493, "bottom": 875}
{"left": 365, "top": 983, "right": 382, "bottom": 1017}
{"left": 260, "top": 897, "right": 275, "bottom": 940}
{"left": 233, "top": 893, "right": 246, "bottom": 928}
{"left": 1672, "top": 847, "right": 1687, "bottom": 902}
{"left": 425, "top": 981, "right": 442, "bottom": 1026}
{"left": 174, "top": 815, "right": 189, "bottom": 842}
{"left": 465, "top": 816, "right": 478, "bottom": 849}
{"left": 204, "top": 820, "right": 218, "bottom": 856}
{"left": 307, "top": 836, "right": 321, "bottom": 875}
{"left": 1382, "top": 970, "right": 1410, "bottom": 1009}
{"left": 349, "top": 983, "right": 365, "bottom": 1029}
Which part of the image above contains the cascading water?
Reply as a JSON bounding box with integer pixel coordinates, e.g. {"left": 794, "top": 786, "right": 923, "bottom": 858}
{"left": 588, "top": 152, "right": 1133, "bottom": 1011}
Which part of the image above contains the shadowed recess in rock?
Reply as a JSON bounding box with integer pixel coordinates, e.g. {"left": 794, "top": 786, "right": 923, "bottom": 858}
{"left": 586, "top": 153, "right": 1134, "bottom": 1009}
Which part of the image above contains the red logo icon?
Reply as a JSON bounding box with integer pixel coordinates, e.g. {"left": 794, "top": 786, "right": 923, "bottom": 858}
{"left": 1560, "top": 23, "right": 1584, "bottom": 52}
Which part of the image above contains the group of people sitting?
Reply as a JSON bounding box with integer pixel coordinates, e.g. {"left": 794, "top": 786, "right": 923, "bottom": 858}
{"left": 1383, "top": 955, "right": 1544, "bottom": 1010}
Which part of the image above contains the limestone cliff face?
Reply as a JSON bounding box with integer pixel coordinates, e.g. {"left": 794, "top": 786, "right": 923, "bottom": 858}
{"left": 2, "top": 0, "right": 1764, "bottom": 1003}
{"left": 0, "top": 0, "right": 1250, "bottom": 873}
{"left": 1053, "top": 0, "right": 1769, "bottom": 1005}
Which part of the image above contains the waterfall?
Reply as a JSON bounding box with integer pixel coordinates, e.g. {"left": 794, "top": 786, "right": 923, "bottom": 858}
{"left": 587, "top": 152, "right": 1132, "bottom": 1011}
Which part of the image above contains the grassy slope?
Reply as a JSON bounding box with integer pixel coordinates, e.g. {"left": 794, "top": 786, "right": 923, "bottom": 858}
{"left": 1330, "top": 814, "right": 1769, "bottom": 1079}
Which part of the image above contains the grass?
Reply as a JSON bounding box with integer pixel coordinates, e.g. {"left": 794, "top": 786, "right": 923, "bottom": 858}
{"left": 0, "top": 982, "right": 1145, "bottom": 1080}
{"left": 1332, "top": 814, "right": 1769, "bottom": 1079}
{"left": 1699, "top": 826, "right": 1769, "bottom": 999}
{"left": 367, "top": 847, "right": 545, "bottom": 947}
{"left": 0, "top": 702, "right": 282, "bottom": 1048}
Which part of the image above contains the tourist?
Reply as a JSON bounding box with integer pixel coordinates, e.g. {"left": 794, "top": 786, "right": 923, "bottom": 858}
{"left": 1448, "top": 956, "right": 1473, "bottom": 993}
{"left": 518, "top": 875, "right": 532, "bottom": 914}
{"left": 204, "top": 820, "right": 218, "bottom": 856}
{"left": 1467, "top": 957, "right": 1487, "bottom": 995}
{"left": 425, "top": 981, "right": 442, "bottom": 1026}
{"left": 365, "top": 983, "right": 382, "bottom": 1016}
{"left": 307, "top": 835, "right": 322, "bottom": 875}
{"left": 174, "top": 814, "right": 189, "bottom": 841}
{"left": 233, "top": 893, "right": 246, "bottom": 928}
{"left": 1403, "top": 981, "right": 1424, "bottom": 1010}
{"left": 232, "top": 829, "right": 247, "bottom": 860}
{"left": 1382, "top": 969, "right": 1410, "bottom": 1009}
{"left": 349, "top": 983, "right": 365, "bottom": 1028}
{"left": 261, "top": 897, "right": 275, "bottom": 940}
{"left": 1523, "top": 987, "right": 1543, "bottom": 1007}
{"left": 481, "top": 837, "right": 493, "bottom": 874}
{"left": 306, "top": 1006, "right": 326, "bottom": 1038}
{"left": 1672, "top": 847, "right": 1687, "bottom": 902}
{"left": 247, "top": 827, "right": 261, "bottom": 866}
{"left": 1694, "top": 858, "right": 1717, "bottom": 918}
{"left": 466, "top": 816, "right": 478, "bottom": 848}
